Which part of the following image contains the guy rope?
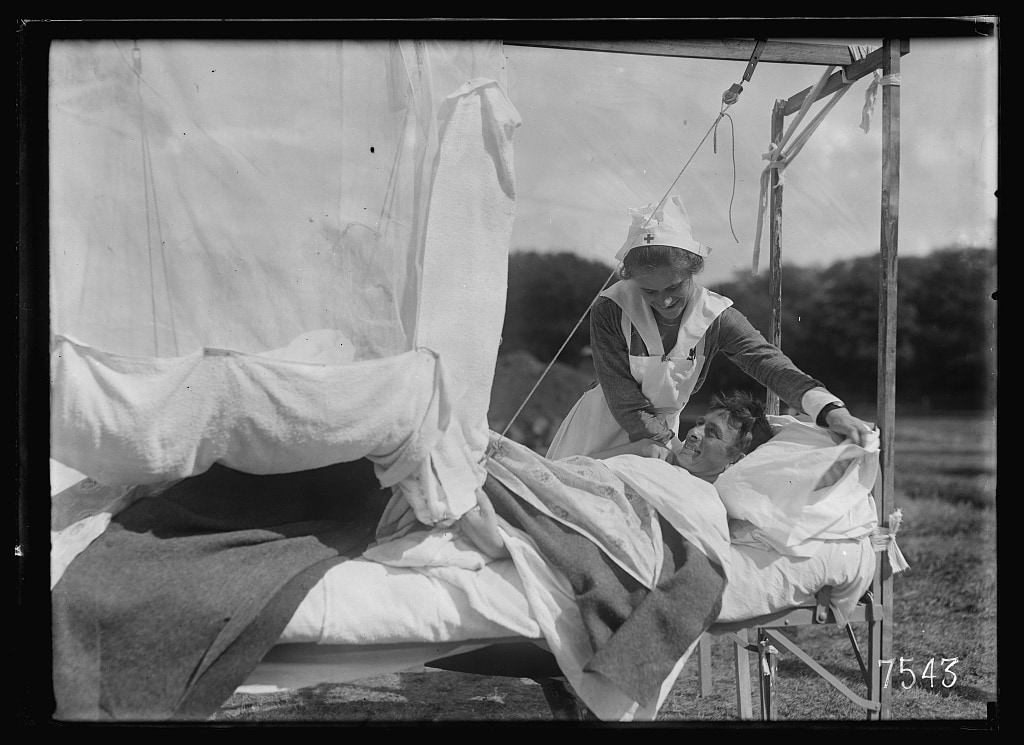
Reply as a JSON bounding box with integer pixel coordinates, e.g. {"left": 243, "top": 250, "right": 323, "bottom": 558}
{"left": 497, "top": 40, "right": 767, "bottom": 441}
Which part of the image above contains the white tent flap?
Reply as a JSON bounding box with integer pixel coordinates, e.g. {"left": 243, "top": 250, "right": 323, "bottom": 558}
{"left": 49, "top": 40, "right": 519, "bottom": 525}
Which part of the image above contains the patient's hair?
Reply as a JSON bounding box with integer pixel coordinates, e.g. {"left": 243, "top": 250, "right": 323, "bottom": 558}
{"left": 708, "top": 390, "right": 774, "bottom": 455}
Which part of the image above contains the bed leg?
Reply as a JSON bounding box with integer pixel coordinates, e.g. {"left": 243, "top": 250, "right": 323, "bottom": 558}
{"left": 757, "top": 630, "right": 778, "bottom": 721}
{"left": 697, "top": 633, "right": 713, "bottom": 697}
{"left": 534, "top": 677, "right": 594, "bottom": 721}
{"left": 733, "top": 629, "right": 753, "bottom": 720}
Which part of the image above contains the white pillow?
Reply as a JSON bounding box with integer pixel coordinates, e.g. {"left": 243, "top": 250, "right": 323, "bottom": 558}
{"left": 714, "top": 415, "right": 879, "bottom": 557}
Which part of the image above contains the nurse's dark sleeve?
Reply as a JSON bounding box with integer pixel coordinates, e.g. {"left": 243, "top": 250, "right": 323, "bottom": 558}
{"left": 590, "top": 298, "right": 674, "bottom": 444}
{"left": 714, "top": 307, "right": 824, "bottom": 413}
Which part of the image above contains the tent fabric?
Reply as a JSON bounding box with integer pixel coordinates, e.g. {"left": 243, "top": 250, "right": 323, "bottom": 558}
{"left": 49, "top": 39, "right": 510, "bottom": 359}
{"left": 50, "top": 336, "right": 482, "bottom": 525}
{"left": 49, "top": 40, "right": 519, "bottom": 525}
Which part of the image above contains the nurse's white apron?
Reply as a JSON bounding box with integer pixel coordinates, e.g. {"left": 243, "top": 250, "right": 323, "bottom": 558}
{"left": 545, "top": 282, "right": 732, "bottom": 459}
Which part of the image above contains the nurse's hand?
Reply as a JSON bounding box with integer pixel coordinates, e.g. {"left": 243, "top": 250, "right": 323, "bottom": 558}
{"left": 457, "top": 490, "right": 510, "bottom": 560}
{"left": 825, "top": 407, "right": 876, "bottom": 447}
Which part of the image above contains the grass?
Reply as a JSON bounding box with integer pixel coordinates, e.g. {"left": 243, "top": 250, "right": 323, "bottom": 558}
{"left": 213, "top": 411, "right": 998, "bottom": 725}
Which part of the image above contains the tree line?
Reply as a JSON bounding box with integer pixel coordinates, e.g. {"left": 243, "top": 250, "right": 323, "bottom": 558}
{"left": 500, "top": 246, "right": 996, "bottom": 412}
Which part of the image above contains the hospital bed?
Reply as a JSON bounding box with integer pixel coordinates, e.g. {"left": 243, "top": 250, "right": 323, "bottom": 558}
{"left": 50, "top": 414, "right": 893, "bottom": 722}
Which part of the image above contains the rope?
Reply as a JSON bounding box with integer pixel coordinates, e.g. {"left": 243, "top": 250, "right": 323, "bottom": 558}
{"left": 131, "top": 41, "right": 180, "bottom": 356}
{"left": 869, "top": 508, "right": 910, "bottom": 573}
{"left": 713, "top": 112, "right": 741, "bottom": 243}
{"left": 133, "top": 46, "right": 161, "bottom": 357}
{"left": 859, "top": 73, "right": 901, "bottom": 134}
{"left": 499, "top": 42, "right": 769, "bottom": 441}
{"left": 751, "top": 65, "right": 859, "bottom": 275}
{"left": 496, "top": 264, "right": 618, "bottom": 440}
{"left": 499, "top": 78, "right": 750, "bottom": 440}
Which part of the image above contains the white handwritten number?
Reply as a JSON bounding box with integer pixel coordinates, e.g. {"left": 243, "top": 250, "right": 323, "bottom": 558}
{"left": 879, "top": 658, "right": 895, "bottom": 689}
{"left": 941, "top": 657, "right": 960, "bottom": 688}
{"left": 879, "top": 657, "right": 959, "bottom": 690}
{"left": 921, "top": 657, "right": 936, "bottom": 687}
{"left": 899, "top": 657, "right": 916, "bottom": 689}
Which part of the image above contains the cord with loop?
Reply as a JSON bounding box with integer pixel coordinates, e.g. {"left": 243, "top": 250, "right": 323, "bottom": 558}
{"left": 712, "top": 109, "right": 741, "bottom": 244}
{"left": 498, "top": 48, "right": 765, "bottom": 441}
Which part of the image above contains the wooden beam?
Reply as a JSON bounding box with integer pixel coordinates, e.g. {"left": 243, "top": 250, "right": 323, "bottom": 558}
{"left": 764, "top": 630, "right": 881, "bottom": 713}
{"left": 766, "top": 99, "right": 785, "bottom": 417}
{"left": 782, "top": 40, "right": 910, "bottom": 116}
{"left": 732, "top": 628, "right": 753, "bottom": 719}
{"left": 505, "top": 38, "right": 861, "bottom": 67}
{"left": 873, "top": 36, "right": 902, "bottom": 722}
{"left": 697, "top": 634, "right": 713, "bottom": 697}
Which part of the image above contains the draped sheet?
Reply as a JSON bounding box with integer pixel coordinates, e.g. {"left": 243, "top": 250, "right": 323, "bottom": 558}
{"left": 480, "top": 434, "right": 728, "bottom": 720}
{"left": 50, "top": 337, "right": 480, "bottom": 526}
{"left": 50, "top": 41, "right": 521, "bottom": 526}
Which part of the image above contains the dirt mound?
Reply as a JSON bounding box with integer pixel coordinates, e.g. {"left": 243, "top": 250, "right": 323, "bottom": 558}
{"left": 487, "top": 351, "right": 594, "bottom": 452}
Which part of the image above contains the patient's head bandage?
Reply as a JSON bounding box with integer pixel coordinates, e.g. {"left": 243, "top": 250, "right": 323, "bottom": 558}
{"left": 615, "top": 194, "right": 712, "bottom": 261}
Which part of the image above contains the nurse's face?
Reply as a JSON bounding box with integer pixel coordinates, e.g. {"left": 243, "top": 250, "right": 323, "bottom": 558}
{"left": 632, "top": 266, "right": 694, "bottom": 321}
{"left": 674, "top": 408, "right": 746, "bottom": 481}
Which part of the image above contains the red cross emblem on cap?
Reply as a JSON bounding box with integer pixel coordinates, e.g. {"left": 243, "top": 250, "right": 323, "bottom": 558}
{"left": 643, "top": 232, "right": 655, "bottom": 244}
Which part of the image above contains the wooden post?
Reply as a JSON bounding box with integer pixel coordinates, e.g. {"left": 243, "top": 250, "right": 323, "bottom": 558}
{"left": 757, "top": 630, "right": 778, "bottom": 721}
{"left": 869, "top": 37, "right": 902, "bottom": 721}
{"left": 733, "top": 629, "right": 753, "bottom": 719}
{"left": 697, "top": 634, "right": 713, "bottom": 697}
{"left": 766, "top": 99, "right": 785, "bottom": 416}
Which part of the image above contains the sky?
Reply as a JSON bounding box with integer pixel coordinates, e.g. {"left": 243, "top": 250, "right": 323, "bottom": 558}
{"left": 33, "top": 20, "right": 999, "bottom": 297}
{"left": 499, "top": 32, "right": 998, "bottom": 285}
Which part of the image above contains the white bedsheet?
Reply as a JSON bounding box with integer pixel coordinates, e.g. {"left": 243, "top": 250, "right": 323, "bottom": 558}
{"left": 278, "top": 547, "right": 540, "bottom": 646}
{"left": 274, "top": 533, "right": 874, "bottom": 648}
{"left": 252, "top": 525, "right": 874, "bottom": 703}
{"left": 719, "top": 526, "right": 876, "bottom": 622}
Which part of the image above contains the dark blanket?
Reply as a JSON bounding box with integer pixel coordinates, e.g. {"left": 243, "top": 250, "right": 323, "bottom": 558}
{"left": 52, "top": 459, "right": 390, "bottom": 722}
{"left": 484, "top": 475, "right": 726, "bottom": 708}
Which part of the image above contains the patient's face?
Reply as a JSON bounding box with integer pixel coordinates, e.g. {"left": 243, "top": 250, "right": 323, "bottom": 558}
{"left": 675, "top": 409, "right": 744, "bottom": 480}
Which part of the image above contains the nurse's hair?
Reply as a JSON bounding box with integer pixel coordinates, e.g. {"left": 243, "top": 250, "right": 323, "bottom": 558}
{"left": 619, "top": 245, "right": 705, "bottom": 280}
{"left": 708, "top": 390, "right": 774, "bottom": 455}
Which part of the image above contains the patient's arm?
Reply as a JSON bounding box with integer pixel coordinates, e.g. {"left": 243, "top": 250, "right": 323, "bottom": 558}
{"left": 591, "top": 438, "right": 678, "bottom": 465}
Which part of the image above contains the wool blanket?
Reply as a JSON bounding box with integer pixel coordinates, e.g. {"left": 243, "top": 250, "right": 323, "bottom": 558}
{"left": 52, "top": 459, "right": 390, "bottom": 721}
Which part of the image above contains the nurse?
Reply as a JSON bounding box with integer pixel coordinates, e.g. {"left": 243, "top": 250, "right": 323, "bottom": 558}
{"left": 545, "top": 195, "right": 873, "bottom": 461}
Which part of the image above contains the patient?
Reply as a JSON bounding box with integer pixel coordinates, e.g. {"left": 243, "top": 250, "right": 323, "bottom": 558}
{"left": 590, "top": 390, "right": 774, "bottom": 483}
{"left": 460, "top": 390, "right": 772, "bottom": 558}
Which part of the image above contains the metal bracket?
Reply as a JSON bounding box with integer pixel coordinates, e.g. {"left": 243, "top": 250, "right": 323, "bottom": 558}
{"left": 723, "top": 39, "right": 768, "bottom": 106}
{"left": 742, "top": 39, "right": 767, "bottom": 83}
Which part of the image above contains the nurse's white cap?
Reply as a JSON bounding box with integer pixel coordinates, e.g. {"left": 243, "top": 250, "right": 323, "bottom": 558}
{"left": 614, "top": 194, "right": 712, "bottom": 261}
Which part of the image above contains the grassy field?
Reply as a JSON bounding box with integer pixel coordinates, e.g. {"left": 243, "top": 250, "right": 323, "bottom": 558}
{"left": 214, "top": 411, "right": 998, "bottom": 726}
